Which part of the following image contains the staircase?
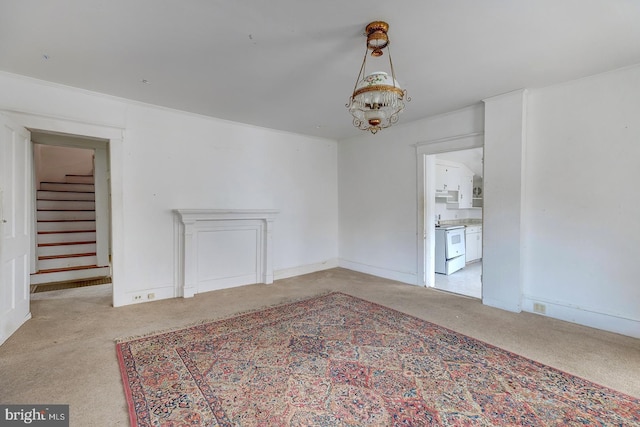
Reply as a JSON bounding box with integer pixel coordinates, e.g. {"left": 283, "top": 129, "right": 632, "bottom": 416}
{"left": 30, "top": 174, "right": 110, "bottom": 285}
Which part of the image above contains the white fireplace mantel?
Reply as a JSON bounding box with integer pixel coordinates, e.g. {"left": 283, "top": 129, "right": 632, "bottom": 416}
{"left": 175, "top": 209, "right": 279, "bottom": 298}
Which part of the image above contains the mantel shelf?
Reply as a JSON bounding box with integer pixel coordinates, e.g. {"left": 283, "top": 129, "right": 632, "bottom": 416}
{"left": 175, "top": 209, "right": 279, "bottom": 222}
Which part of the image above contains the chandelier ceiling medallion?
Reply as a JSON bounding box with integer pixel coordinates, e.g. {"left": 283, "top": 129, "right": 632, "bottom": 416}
{"left": 346, "top": 21, "right": 409, "bottom": 134}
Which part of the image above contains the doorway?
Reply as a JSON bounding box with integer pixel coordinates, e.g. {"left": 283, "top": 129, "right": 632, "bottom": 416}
{"left": 432, "top": 148, "right": 483, "bottom": 298}
{"left": 30, "top": 131, "right": 112, "bottom": 292}
{"left": 1, "top": 110, "right": 124, "bottom": 345}
{"left": 415, "top": 131, "right": 484, "bottom": 297}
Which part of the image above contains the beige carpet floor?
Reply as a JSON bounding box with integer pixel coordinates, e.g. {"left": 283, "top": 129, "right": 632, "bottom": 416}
{"left": 1, "top": 268, "right": 638, "bottom": 426}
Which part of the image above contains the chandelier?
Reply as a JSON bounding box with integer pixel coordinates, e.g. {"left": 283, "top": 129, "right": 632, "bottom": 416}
{"left": 346, "top": 21, "right": 409, "bottom": 134}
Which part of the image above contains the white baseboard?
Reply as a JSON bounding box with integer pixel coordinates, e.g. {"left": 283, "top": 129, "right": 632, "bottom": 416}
{"left": 114, "top": 285, "right": 176, "bottom": 307}
{"left": 482, "top": 297, "right": 522, "bottom": 313}
{"left": 522, "top": 295, "right": 640, "bottom": 339}
{"left": 274, "top": 258, "right": 339, "bottom": 281}
{"left": 338, "top": 259, "right": 418, "bottom": 285}
{"left": 114, "top": 260, "right": 340, "bottom": 307}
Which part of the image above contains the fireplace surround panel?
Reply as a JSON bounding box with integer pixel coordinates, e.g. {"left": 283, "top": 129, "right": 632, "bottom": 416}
{"left": 175, "top": 209, "right": 278, "bottom": 298}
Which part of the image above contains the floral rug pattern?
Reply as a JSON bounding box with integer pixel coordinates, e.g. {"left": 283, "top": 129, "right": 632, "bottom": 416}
{"left": 117, "top": 292, "right": 639, "bottom": 426}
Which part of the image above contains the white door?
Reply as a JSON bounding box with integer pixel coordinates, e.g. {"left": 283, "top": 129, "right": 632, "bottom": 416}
{"left": 0, "top": 114, "right": 32, "bottom": 346}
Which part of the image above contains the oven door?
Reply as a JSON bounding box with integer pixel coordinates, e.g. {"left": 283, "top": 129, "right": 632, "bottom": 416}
{"left": 445, "top": 228, "right": 466, "bottom": 259}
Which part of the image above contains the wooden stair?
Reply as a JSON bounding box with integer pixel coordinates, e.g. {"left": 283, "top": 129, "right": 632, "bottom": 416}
{"left": 30, "top": 174, "right": 110, "bottom": 285}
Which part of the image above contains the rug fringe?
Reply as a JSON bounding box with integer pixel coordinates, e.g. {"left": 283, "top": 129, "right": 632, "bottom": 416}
{"left": 114, "top": 290, "right": 336, "bottom": 343}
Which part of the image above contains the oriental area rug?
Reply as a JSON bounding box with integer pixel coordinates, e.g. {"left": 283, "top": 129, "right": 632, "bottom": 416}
{"left": 116, "top": 292, "right": 639, "bottom": 426}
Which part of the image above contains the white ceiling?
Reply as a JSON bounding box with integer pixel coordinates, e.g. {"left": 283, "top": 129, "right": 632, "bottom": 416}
{"left": 437, "top": 148, "right": 483, "bottom": 178}
{"left": 1, "top": 1, "right": 640, "bottom": 140}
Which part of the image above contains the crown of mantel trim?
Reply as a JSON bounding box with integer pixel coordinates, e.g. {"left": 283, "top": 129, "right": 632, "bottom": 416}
{"left": 175, "top": 209, "right": 279, "bottom": 223}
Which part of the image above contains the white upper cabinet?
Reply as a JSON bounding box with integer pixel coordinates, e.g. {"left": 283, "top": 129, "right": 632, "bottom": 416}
{"left": 435, "top": 159, "right": 475, "bottom": 208}
{"left": 458, "top": 172, "right": 473, "bottom": 209}
{"left": 435, "top": 164, "right": 459, "bottom": 193}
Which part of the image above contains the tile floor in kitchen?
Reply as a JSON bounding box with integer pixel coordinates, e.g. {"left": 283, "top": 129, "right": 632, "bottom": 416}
{"left": 434, "top": 261, "right": 482, "bottom": 299}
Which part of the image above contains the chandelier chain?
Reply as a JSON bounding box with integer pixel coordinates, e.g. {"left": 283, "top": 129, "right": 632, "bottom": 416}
{"left": 351, "top": 47, "right": 370, "bottom": 102}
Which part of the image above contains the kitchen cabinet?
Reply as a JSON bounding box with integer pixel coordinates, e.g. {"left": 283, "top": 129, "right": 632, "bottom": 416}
{"left": 465, "top": 225, "right": 482, "bottom": 263}
{"left": 472, "top": 179, "right": 483, "bottom": 208}
{"left": 458, "top": 173, "right": 473, "bottom": 209}
{"left": 435, "top": 160, "right": 479, "bottom": 209}
{"left": 435, "top": 164, "right": 459, "bottom": 193}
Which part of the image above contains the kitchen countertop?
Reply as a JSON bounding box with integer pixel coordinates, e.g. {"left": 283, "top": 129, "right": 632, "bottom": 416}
{"left": 435, "top": 224, "right": 465, "bottom": 230}
{"left": 438, "top": 220, "right": 482, "bottom": 228}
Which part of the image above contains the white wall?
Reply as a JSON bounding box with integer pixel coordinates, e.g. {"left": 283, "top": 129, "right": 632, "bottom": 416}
{"left": 122, "top": 105, "right": 339, "bottom": 297}
{"left": 434, "top": 203, "right": 482, "bottom": 222}
{"left": 522, "top": 65, "right": 640, "bottom": 336}
{"left": 3, "top": 62, "right": 638, "bottom": 336}
{"left": 483, "top": 90, "right": 527, "bottom": 313}
{"left": 338, "top": 104, "right": 484, "bottom": 284}
{"left": 33, "top": 144, "right": 93, "bottom": 188}
{"left": 0, "top": 72, "right": 338, "bottom": 307}
{"left": 339, "top": 65, "right": 640, "bottom": 337}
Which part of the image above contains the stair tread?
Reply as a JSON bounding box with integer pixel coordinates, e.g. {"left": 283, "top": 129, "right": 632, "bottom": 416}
{"left": 38, "top": 219, "right": 96, "bottom": 222}
{"left": 41, "top": 181, "right": 94, "bottom": 184}
{"left": 38, "top": 191, "right": 96, "bottom": 194}
{"left": 38, "top": 241, "right": 96, "bottom": 247}
{"left": 37, "top": 191, "right": 95, "bottom": 194}
{"left": 39, "top": 252, "right": 97, "bottom": 260}
{"left": 38, "top": 230, "right": 96, "bottom": 234}
{"left": 37, "top": 198, "right": 95, "bottom": 201}
{"left": 40, "top": 183, "right": 95, "bottom": 193}
{"left": 37, "top": 209, "right": 96, "bottom": 212}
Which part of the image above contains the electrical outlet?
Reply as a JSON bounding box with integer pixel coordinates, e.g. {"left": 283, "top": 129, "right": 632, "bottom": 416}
{"left": 533, "top": 303, "right": 546, "bottom": 314}
{"left": 133, "top": 294, "right": 143, "bottom": 301}
{"left": 147, "top": 293, "right": 155, "bottom": 300}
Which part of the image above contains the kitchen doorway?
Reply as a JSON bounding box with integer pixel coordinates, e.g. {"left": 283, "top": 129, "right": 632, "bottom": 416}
{"left": 416, "top": 132, "right": 484, "bottom": 299}
{"left": 432, "top": 148, "right": 483, "bottom": 299}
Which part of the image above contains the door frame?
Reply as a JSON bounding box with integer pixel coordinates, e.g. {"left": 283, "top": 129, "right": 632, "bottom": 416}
{"left": 415, "top": 132, "right": 484, "bottom": 288}
{"left": 2, "top": 110, "right": 124, "bottom": 307}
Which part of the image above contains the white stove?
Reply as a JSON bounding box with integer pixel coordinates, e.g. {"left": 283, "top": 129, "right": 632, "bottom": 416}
{"left": 435, "top": 225, "right": 466, "bottom": 275}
